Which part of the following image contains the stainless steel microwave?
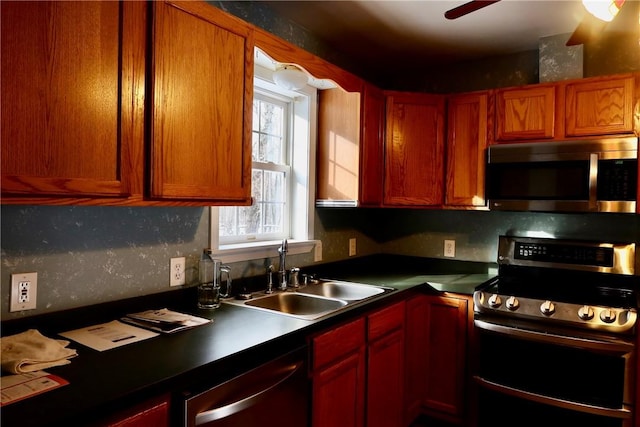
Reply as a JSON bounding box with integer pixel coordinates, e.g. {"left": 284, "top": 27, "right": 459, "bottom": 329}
{"left": 486, "top": 137, "right": 638, "bottom": 213}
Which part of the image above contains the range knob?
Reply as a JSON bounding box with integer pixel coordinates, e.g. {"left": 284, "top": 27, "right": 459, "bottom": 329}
{"left": 505, "top": 296, "right": 520, "bottom": 311}
{"left": 540, "top": 300, "right": 555, "bottom": 316}
{"left": 578, "top": 305, "right": 594, "bottom": 321}
{"left": 488, "top": 294, "right": 502, "bottom": 308}
{"left": 600, "top": 309, "right": 617, "bottom": 323}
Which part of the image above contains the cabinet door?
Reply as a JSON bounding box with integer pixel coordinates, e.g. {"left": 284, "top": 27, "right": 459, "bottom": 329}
{"left": 97, "top": 395, "right": 170, "bottom": 427}
{"left": 446, "top": 92, "right": 488, "bottom": 207}
{"left": 312, "top": 318, "right": 366, "bottom": 427}
{"left": 367, "top": 328, "right": 405, "bottom": 427}
{"left": 423, "top": 295, "right": 468, "bottom": 422}
{"left": 405, "top": 295, "right": 429, "bottom": 425}
{"left": 317, "top": 87, "right": 362, "bottom": 202}
{"left": 495, "top": 85, "right": 556, "bottom": 141}
{"left": 150, "top": 1, "right": 252, "bottom": 203}
{"left": 359, "top": 83, "right": 385, "bottom": 207}
{"left": 1, "top": 1, "right": 145, "bottom": 199}
{"left": 384, "top": 92, "right": 445, "bottom": 206}
{"left": 313, "top": 349, "right": 366, "bottom": 427}
{"left": 565, "top": 75, "right": 636, "bottom": 137}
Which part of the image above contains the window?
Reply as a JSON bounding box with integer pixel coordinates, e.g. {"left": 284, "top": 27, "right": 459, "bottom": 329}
{"left": 209, "top": 61, "right": 317, "bottom": 262}
{"left": 219, "top": 92, "right": 291, "bottom": 243}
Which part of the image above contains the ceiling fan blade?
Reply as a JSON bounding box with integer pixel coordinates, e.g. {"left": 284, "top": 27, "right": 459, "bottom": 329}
{"left": 566, "top": 11, "right": 609, "bottom": 46}
{"left": 444, "top": 0, "right": 501, "bottom": 20}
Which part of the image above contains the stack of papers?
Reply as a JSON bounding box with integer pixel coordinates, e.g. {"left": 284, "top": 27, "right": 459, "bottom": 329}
{"left": 121, "top": 308, "right": 211, "bottom": 334}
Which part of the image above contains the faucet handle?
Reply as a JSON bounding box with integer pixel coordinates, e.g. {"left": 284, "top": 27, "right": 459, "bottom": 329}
{"left": 289, "top": 267, "right": 300, "bottom": 288}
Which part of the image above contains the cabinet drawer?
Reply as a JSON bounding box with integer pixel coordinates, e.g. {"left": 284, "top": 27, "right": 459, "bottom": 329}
{"left": 312, "top": 317, "right": 365, "bottom": 369}
{"left": 367, "top": 301, "right": 405, "bottom": 341}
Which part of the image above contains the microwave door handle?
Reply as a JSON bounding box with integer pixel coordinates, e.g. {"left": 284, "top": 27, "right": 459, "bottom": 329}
{"left": 588, "top": 153, "right": 598, "bottom": 211}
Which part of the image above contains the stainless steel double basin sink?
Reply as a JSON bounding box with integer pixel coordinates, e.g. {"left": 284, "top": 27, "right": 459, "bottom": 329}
{"left": 223, "top": 280, "right": 395, "bottom": 320}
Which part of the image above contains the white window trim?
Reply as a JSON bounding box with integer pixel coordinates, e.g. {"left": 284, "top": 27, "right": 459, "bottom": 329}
{"left": 209, "top": 64, "right": 318, "bottom": 263}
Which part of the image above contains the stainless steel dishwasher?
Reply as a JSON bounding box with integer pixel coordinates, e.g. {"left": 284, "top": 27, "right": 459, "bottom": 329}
{"left": 183, "top": 347, "right": 309, "bottom": 426}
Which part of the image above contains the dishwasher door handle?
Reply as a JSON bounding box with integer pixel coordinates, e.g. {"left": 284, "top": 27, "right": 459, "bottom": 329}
{"left": 195, "top": 360, "right": 304, "bottom": 425}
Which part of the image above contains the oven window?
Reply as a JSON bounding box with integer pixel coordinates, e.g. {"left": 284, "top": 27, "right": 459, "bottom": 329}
{"left": 487, "top": 161, "right": 589, "bottom": 200}
{"left": 478, "top": 331, "right": 626, "bottom": 409}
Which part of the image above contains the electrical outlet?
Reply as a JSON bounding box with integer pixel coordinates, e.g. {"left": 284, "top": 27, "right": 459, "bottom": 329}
{"left": 170, "top": 257, "right": 186, "bottom": 287}
{"left": 349, "top": 238, "right": 357, "bottom": 257}
{"left": 444, "top": 239, "right": 456, "bottom": 258}
{"left": 314, "top": 241, "right": 323, "bottom": 262}
{"left": 10, "top": 272, "right": 37, "bottom": 312}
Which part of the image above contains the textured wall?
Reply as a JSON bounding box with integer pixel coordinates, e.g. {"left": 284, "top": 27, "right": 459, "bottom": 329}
{"left": 3, "top": 205, "right": 637, "bottom": 320}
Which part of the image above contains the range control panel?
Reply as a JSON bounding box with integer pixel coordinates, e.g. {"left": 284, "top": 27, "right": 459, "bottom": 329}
{"left": 497, "top": 236, "right": 635, "bottom": 275}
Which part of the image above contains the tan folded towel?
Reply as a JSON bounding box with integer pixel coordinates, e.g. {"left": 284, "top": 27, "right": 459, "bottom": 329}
{"left": 1, "top": 329, "right": 77, "bottom": 374}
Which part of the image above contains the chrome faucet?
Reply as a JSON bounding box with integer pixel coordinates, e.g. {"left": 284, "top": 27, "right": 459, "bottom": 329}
{"left": 277, "top": 239, "right": 288, "bottom": 290}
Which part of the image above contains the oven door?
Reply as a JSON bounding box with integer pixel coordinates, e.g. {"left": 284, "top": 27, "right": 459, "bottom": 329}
{"left": 473, "top": 317, "right": 636, "bottom": 427}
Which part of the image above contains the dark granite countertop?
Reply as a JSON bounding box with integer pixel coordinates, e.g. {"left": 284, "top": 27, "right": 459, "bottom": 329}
{"left": 1, "top": 255, "right": 494, "bottom": 427}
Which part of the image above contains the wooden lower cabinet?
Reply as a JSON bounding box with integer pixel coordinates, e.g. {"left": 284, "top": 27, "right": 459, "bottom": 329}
{"left": 95, "top": 394, "right": 170, "bottom": 427}
{"left": 311, "top": 317, "right": 367, "bottom": 427}
{"left": 405, "top": 293, "right": 471, "bottom": 425}
{"left": 366, "top": 302, "right": 406, "bottom": 427}
{"left": 310, "top": 301, "right": 406, "bottom": 427}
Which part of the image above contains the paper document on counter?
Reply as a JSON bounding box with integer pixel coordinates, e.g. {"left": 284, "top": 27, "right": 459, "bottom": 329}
{"left": 121, "top": 308, "right": 211, "bottom": 333}
{"left": 59, "top": 320, "right": 158, "bottom": 351}
{"left": 1, "top": 371, "right": 69, "bottom": 406}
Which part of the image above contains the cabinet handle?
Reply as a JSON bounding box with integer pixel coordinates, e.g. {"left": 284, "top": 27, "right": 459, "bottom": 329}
{"left": 194, "top": 360, "right": 304, "bottom": 425}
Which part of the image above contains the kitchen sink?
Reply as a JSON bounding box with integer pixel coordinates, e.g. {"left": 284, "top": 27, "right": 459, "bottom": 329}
{"left": 223, "top": 280, "right": 395, "bottom": 320}
{"left": 296, "top": 280, "right": 385, "bottom": 301}
{"left": 245, "top": 293, "right": 347, "bottom": 318}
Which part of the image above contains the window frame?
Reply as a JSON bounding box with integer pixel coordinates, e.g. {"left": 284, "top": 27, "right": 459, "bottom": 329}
{"left": 209, "top": 63, "right": 318, "bottom": 263}
{"left": 219, "top": 91, "right": 291, "bottom": 244}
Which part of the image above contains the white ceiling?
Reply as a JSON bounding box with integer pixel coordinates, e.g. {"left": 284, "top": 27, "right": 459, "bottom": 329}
{"left": 265, "top": 0, "right": 639, "bottom": 68}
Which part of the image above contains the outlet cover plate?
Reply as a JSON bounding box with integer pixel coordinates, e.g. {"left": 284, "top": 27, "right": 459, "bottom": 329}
{"left": 10, "top": 272, "right": 38, "bottom": 312}
{"left": 170, "top": 257, "right": 186, "bottom": 287}
{"left": 444, "top": 240, "right": 456, "bottom": 258}
{"left": 349, "top": 238, "right": 357, "bottom": 257}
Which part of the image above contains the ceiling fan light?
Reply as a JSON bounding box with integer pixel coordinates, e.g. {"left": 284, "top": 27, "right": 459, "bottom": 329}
{"left": 272, "top": 65, "right": 308, "bottom": 90}
{"left": 582, "top": 0, "right": 624, "bottom": 22}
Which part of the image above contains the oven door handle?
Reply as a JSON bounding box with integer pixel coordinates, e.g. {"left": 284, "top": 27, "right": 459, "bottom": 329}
{"left": 474, "top": 319, "right": 635, "bottom": 352}
{"left": 474, "top": 376, "right": 633, "bottom": 419}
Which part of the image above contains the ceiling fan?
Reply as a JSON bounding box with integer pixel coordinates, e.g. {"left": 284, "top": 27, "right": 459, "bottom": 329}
{"left": 444, "top": 0, "right": 628, "bottom": 46}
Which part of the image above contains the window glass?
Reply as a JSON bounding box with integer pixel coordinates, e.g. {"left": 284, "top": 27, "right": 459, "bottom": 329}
{"left": 220, "top": 92, "right": 291, "bottom": 243}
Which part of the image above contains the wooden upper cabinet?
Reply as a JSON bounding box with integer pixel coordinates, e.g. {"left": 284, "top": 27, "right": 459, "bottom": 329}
{"left": 384, "top": 92, "right": 445, "bottom": 206}
{"left": 317, "top": 88, "right": 362, "bottom": 204}
{"left": 565, "top": 74, "right": 636, "bottom": 137}
{"left": 1, "top": 1, "right": 146, "bottom": 200}
{"left": 495, "top": 85, "right": 556, "bottom": 141}
{"left": 149, "top": 1, "right": 252, "bottom": 203}
{"left": 446, "top": 92, "right": 489, "bottom": 208}
{"left": 359, "top": 84, "right": 385, "bottom": 207}
{"left": 316, "top": 82, "right": 384, "bottom": 207}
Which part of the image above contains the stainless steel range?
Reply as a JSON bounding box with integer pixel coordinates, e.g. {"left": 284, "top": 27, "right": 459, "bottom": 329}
{"left": 472, "top": 235, "right": 638, "bottom": 427}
